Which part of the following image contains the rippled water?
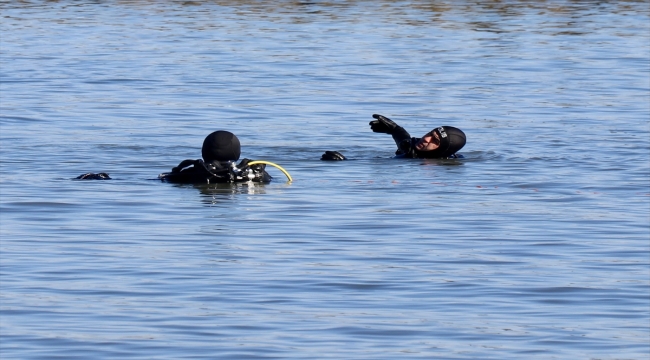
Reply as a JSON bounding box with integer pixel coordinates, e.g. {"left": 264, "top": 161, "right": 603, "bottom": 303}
{"left": 1, "top": 1, "right": 649, "bottom": 359}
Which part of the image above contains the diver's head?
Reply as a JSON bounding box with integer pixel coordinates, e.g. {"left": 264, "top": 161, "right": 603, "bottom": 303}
{"left": 415, "top": 126, "right": 466, "bottom": 158}
{"left": 202, "top": 130, "right": 241, "bottom": 163}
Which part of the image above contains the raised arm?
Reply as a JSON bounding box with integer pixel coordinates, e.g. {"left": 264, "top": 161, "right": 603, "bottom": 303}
{"left": 369, "top": 114, "right": 412, "bottom": 150}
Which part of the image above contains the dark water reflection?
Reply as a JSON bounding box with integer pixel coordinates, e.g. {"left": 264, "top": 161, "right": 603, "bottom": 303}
{"left": 1, "top": 1, "right": 649, "bottom": 359}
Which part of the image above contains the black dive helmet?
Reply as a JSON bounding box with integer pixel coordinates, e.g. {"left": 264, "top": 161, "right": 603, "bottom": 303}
{"left": 418, "top": 126, "right": 466, "bottom": 158}
{"left": 202, "top": 130, "right": 241, "bottom": 163}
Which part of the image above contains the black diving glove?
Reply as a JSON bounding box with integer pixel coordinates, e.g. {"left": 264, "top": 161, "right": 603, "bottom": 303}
{"left": 172, "top": 159, "right": 199, "bottom": 173}
{"left": 321, "top": 151, "right": 347, "bottom": 161}
{"left": 369, "top": 114, "right": 399, "bottom": 134}
{"left": 236, "top": 158, "right": 252, "bottom": 170}
{"left": 234, "top": 158, "right": 267, "bottom": 173}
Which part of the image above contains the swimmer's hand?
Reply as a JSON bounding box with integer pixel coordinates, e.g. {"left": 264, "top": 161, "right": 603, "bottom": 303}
{"left": 369, "top": 114, "right": 399, "bottom": 134}
{"left": 321, "top": 151, "right": 347, "bottom": 161}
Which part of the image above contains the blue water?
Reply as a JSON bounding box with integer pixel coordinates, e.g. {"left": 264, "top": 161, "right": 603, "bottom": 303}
{"left": 1, "top": 1, "right": 649, "bottom": 359}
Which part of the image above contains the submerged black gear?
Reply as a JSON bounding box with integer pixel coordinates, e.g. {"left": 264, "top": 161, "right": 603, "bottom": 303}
{"left": 75, "top": 130, "right": 277, "bottom": 183}
{"left": 160, "top": 130, "right": 271, "bottom": 184}
{"left": 76, "top": 172, "right": 111, "bottom": 180}
{"left": 321, "top": 151, "right": 347, "bottom": 161}
{"left": 158, "top": 158, "right": 272, "bottom": 184}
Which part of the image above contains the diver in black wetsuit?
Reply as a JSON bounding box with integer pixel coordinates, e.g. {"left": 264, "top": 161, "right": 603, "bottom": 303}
{"left": 75, "top": 130, "right": 283, "bottom": 183}
{"left": 321, "top": 114, "right": 466, "bottom": 160}
{"left": 158, "top": 130, "right": 272, "bottom": 184}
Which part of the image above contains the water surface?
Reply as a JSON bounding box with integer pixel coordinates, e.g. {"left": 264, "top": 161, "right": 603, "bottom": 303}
{"left": 1, "top": 1, "right": 649, "bottom": 359}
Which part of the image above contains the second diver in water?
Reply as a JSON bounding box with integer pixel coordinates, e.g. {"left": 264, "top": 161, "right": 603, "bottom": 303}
{"left": 158, "top": 130, "right": 273, "bottom": 184}
{"left": 322, "top": 114, "right": 466, "bottom": 161}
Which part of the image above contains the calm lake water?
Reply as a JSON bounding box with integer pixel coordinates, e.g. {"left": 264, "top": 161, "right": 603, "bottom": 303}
{"left": 1, "top": 1, "right": 649, "bottom": 359}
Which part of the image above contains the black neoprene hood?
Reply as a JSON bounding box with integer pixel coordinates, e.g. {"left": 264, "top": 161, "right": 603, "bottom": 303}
{"left": 201, "top": 130, "right": 241, "bottom": 162}
{"left": 418, "top": 126, "right": 466, "bottom": 158}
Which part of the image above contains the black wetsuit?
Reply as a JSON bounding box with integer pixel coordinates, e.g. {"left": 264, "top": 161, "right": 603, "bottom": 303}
{"left": 158, "top": 158, "right": 272, "bottom": 184}
{"left": 391, "top": 127, "right": 463, "bottom": 159}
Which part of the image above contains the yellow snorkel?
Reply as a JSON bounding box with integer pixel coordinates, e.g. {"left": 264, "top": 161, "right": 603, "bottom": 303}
{"left": 248, "top": 160, "right": 292, "bottom": 182}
